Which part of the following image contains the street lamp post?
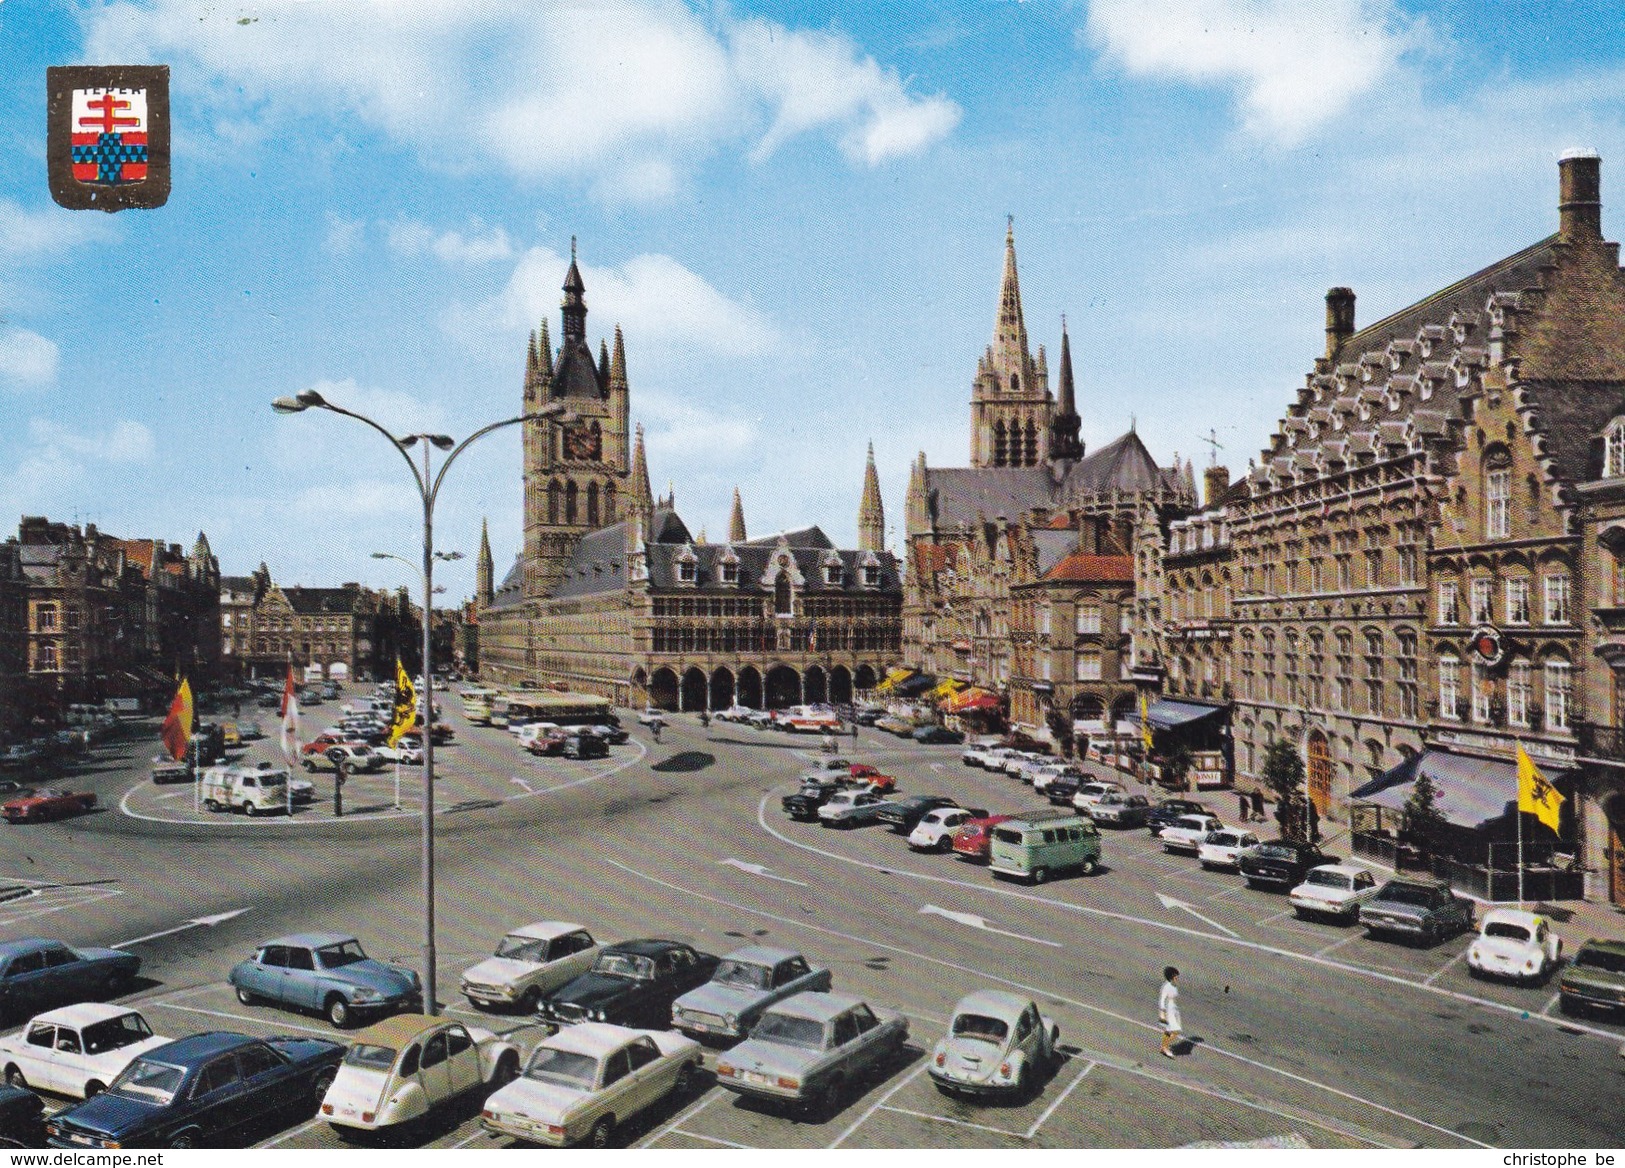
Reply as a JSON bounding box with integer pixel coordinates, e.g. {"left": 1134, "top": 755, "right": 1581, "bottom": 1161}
{"left": 273, "top": 386, "right": 572, "bottom": 1015}
{"left": 372, "top": 552, "right": 453, "bottom": 815}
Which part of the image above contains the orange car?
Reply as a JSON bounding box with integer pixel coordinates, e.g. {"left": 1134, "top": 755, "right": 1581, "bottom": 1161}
{"left": 2, "top": 787, "right": 96, "bottom": 824}
{"left": 846, "top": 764, "right": 897, "bottom": 794}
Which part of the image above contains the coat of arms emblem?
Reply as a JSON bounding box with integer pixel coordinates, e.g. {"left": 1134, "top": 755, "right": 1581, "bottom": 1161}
{"left": 48, "top": 65, "right": 170, "bottom": 211}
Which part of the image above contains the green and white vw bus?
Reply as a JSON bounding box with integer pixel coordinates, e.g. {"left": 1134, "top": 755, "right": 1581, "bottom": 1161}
{"left": 988, "top": 809, "right": 1101, "bottom": 884}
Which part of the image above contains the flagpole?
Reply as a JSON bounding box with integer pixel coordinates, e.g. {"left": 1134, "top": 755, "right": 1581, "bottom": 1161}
{"left": 1517, "top": 739, "right": 1525, "bottom": 911}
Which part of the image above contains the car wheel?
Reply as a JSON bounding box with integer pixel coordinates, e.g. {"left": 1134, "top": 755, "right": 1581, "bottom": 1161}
{"left": 4, "top": 1066, "right": 24, "bottom": 1090}
{"left": 675, "top": 1060, "right": 697, "bottom": 1095}
{"left": 204, "top": 799, "right": 220, "bottom": 812}
{"left": 242, "top": 801, "right": 257, "bottom": 817}
{"left": 302, "top": 760, "right": 316, "bottom": 772}
{"left": 1079, "top": 857, "right": 1099, "bottom": 877}
{"left": 327, "top": 995, "right": 351, "bottom": 1028}
{"left": 587, "top": 1116, "right": 615, "bottom": 1149}
{"left": 84, "top": 1079, "right": 105, "bottom": 1098}
{"left": 1419, "top": 924, "right": 1437, "bottom": 948}
{"left": 812, "top": 1075, "right": 844, "bottom": 1120}
{"left": 1013, "top": 1063, "right": 1030, "bottom": 1100}
{"left": 936, "top": 836, "right": 954, "bottom": 853}
{"left": 237, "top": 986, "right": 256, "bottom": 1005}
{"left": 1031, "top": 867, "right": 1048, "bottom": 885}
{"left": 310, "top": 1068, "right": 335, "bottom": 1111}
{"left": 1559, "top": 993, "right": 1580, "bottom": 1016}
{"left": 492, "top": 1051, "right": 519, "bottom": 1087}
{"left": 169, "top": 1129, "right": 200, "bottom": 1150}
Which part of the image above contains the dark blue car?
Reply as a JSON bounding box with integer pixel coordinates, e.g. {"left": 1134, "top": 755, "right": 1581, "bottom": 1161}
{"left": 45, "top": 1032, "right": 342, "bottom": 1150}
{"left": 0, "top": 939, "right": 140, "bottom": 1019}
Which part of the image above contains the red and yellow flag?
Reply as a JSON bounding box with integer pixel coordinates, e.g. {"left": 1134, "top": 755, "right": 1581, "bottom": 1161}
{"left": 160, "top": 677, "right": 194, "bottom": 761}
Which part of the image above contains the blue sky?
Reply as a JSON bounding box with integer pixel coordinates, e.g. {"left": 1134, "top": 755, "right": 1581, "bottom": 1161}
{"left": 4, "top": 1, "right": 1625, "bottom": 601}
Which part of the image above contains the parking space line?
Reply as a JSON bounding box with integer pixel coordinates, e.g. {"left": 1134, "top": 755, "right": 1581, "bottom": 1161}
{"left": 1422, "top": 946, "right": 1472, "bottom": 987}
{"left": 826, "top": 1060, "right": 930, "bottom": 1149}
{"left": 256, "top": 1116, "right": 323, "bottom": 1148}
{"left": 1541, "top": 992, "right": 1561, "bottom": 1016}
{"left": 635, "top": 1087, "right": 721, "bottom": 1148}
{"left": 1255, "top": 907, "right": 1297, "bottom": 927}
{"left": 672, "top": 1129, "right": 751, "bottom": 1148}
{"left": 450, "top": 1127, "right": 497, "bottom": 1148}
{"left": 1313, "top": 932, "right": 1363, "bottom": 958}
{"left": 1023, "top": 1059, "right": 1096, "bottom": 1138}
{"left": 153, "top": 1002, "right": 333, "bottom": 1035}
{"left": 1206, "top": 884, "right": 1251, "bottom": 902}
{"left": 880, "top": 1105, "right": 1024, "bottom": 1139}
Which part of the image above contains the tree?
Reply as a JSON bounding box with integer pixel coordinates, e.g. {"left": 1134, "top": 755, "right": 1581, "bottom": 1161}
{"left": 1402, "top": 770, "right": 1448, "bottom": 861}
{"left": 1161, "top": 741, "right": 1195, "bottom": 790}
{"left": 1046, "top": 709, "right": 1075, "bottom": 758}
{"left": 1261, "top": 739, "right": 1308, "bottom": 841}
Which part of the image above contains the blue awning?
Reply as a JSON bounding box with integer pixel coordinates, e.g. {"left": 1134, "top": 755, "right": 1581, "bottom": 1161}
{"left": 1125, "top": 699, "right": 1226, "bottom": 730}
{"left": 1351, "top": 749, "right": 1569, "bottom": 832}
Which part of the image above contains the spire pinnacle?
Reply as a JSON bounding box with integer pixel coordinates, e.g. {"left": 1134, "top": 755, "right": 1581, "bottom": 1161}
{"left": 728, "top": 486, "right": 747, "bottom": 543}
{"left": 1049, "top": 315, "right": 1083, "bottom": 460}
{"left": 609, "top": 325, "right": 627, "bottom": 391}
{"left": 629, "top": 423, "right": 654, "bottom": 527}
{"left": 858, "top": 440, "right": 885, "bottom": 553}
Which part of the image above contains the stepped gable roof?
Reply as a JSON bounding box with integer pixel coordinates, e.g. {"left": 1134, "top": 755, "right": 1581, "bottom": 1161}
{"left": 642, "top": 542, "right": 901, "bottom": 594}
{"left": 741, "top": 525, "right": 833, "bottom": 549}
{"left": 921, "top": 465, "right": 1056, "bottom": 528}
{"left": 1032, "top": 529, "right": 1077, "bottom": 576}
{"left": 489, "top": 557, "right": 526, "bottom": 609}
{"left": 1042, "top": 553, "right": 1134, "bottom": 585}
{"left": 1519, "top": 378, "right": 1625, "bottom": 483}
{"left": 1061, "top": 429, "right": 1168, "bottom": 496}
{"left": 912, "top": 541, "right": 959, "bottom": 574}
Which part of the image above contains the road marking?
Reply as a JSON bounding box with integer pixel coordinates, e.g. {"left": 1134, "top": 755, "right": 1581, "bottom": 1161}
{"left": 826, "top": 1058, "right": 930, "bottom": 1149}
{"left": 671, "top": 1129, "right": 750, "bottom": 1148}
{"left": 606, "top": 858, "right": 1484, "bottom": 1149}
{"left": 920, "top": 904, "right": 1062, "bottom": 948}
{"left": 257, "top": 1116, "right": 323, "bottom": 1148}
{"left": 1206, "top": 883, "right": 1252, "bottom": 902}
{"left": 719, "top": 858, "right": 810, "bottom": 887}
{"left": 636, "top": 1085, "right": 721, "bottom": 1148}
{"left": 115, "top": 908, "right": 251, "bottom": 948}
{"left": 450, "top": 1127, "right": 496, "bottom": 1148}
{"left": 1255, "top": 907, "right": 1297, "bottom": 927}
{"left": 1541, "top": 993, "right": 1561, "bottom": 1016}
{"left": 881, "top": 1105, "right": 1024, "bottom": 1139}
{"left": 1157, "top": 894, "right": 1240, "bottom": 939}
{"left": 1422, "top": 945, "right": 1472, "bottom": 987}
{"left": 1313, "top": 932, "right": 1364, "bottom": 958}
{"left": 753, "top": 790, "right": 1625, "bottom": 1046}
{"left": 510, "top": 777, "right": 533, "bottom": 793}
{"left": 0, "top": 888, "right": 122, "bottom": 928}
{"left": 151, "top": 1001, "right": 332, "bottom": 1035}
{"left": 1023, "top": 1059, "right": 1096, "bottom": 1138}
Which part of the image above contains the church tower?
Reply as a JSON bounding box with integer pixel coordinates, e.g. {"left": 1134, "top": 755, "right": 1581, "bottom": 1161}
{"left": 858, "top": 441, "right": 885, "bottom": 552}
{"left": 520, "top": 239, "right": 634, "bottom": 599}
{"left": 970, "top": 220, "right": 1053, "bottom": 468}
{"left": 476, "top": 518, "right": 494, "bottom": 608}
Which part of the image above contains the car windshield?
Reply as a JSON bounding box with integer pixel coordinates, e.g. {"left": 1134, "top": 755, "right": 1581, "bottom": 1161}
{"left": 1305, "top": 870, "right": 1350, "bottom": 889}
{"left": 1484, "top": 922, "right": 1533, "bottom": 942}
{"left": 1573, "top": 948, "right": 1625, "bottom": 975}
{"left": 81, "top": 1013, "right": 153, "bottom": 1054}
{"left": 524, "top": 1048, "right": 598, "bottom": 1090}
{"left": 592, "top": 952, "right": 655, "bottom": 979}
{"left": 495, "top": 935, "right": 550, "bottom": 961}
{"left": 751, "top": 1013, "right": 826, "bottom": 1050}
{"left": 317, "top": 941, "right": 368, "bottom": 967}
{"left": 1256, "top": 845, "right": 1297, "bottom": 860}
{"left": 108, "top": 1058, "right": 186, "bottom": 1105}
{"left": 1378, "top": 884, "right": 1437, "bottom": 907}
{"left": 712, "top": 960, "right": 771, "bottom": 990}
{"left": 344, "top": 1043, "right": 396, "bottom": 1070}
{"left": 1208, "top": 832, "right": 1246, "bottom": 847}
{"left": 951, "top": 1013, "right": 1009, "bottom": 1042}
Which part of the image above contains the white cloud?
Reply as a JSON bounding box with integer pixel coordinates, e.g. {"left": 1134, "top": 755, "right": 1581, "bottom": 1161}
{"left": 28, "top": 418, "right": 155, "bottom": 463}
{"left": 0, "top": 329, "right": 60, "bottom": 388}
{"left": 0, "top": 417, "right": 156, "bottom": 521}
{"left": 385, "top": 217, "right": 513, "bottom": 265}
{"left": 323, "top": 213, "right": 365, "bottom": 257}
{"left": 638, "top": 391, "right": 759, "bottom": 464}
{"left": 83, "top": 1, "right": 958, "bottom": 198}
{"left": 1085, "top": 0, "right": 1420, "bottom": 143}
{"left": 448, "top": 246, "right": 778, "bottom": 359}
{"left": 0, "top": 200, "right": 116, "bottom": 259}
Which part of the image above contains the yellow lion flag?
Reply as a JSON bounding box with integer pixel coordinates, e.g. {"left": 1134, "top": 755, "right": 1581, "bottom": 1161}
{"left": 389, "top": 658, "right": 418, "bottom": 747}
{"left": 1139, "top": 691, "right": 1154, "bottom": 753}
{"left": 1516, "top": 743, "right": 1563, "bottom": 834}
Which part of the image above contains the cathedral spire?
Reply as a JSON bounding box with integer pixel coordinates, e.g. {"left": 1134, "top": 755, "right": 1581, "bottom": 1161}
{"left": 1049, "top": 316, "right": 1083, "bottom": 461}
{"left": 728, "top": 487, "right": 747, "bottom": 543}
{"left": 561, "top": 237, "right": 587, "bottom": 341}
{"left": 476, "top": 518, "right": 494, "bottom": 608}
{"left": 992, "top": 217, "right": 1029, "bottom": 379}
{"left": 858, "top": 441, "right": 885, "bottom": 553}
{"left": 609, "top": 325, "right": 627, "bottom": 392}
{"left": 629, "top": 423, "right": 654, "bottom": 530}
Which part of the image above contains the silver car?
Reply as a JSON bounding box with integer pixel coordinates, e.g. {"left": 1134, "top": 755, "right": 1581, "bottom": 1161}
{"left": 929, "top": 990, "right": 1059, "bottom": 1099}
{"left": 715, "top": 992, "right": 908, "bottom": 1116}
{"left": 671, "top": 947, "right": 832, "bottom": 1042}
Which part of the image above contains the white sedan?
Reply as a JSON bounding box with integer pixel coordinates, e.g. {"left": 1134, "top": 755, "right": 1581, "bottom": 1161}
{"left": 0, "top": 1005, "right": 168, "bottom": 1099}
{"left": 1289, "top": 864, "right": 1381, "bottom": 921}
{"left": 460, "top": 922, "right": 600, "bottom": 1012}
{"left": 1467, "top": 909, "right": 1563, "bottom": 984}
{"left": 1160, "top": 814, "right": 1225, "bottom": 854}
{"left": 481, "top": 1023, "right": 701, "bottom": 1148}
{"left": 322, "top": 1015, "right": 520, "bottom": 1135}
{"left": 636, "top": 709, "right": 667, "bottom": 727}
{"left": 1197, "top": 828, "right": 1260, "bottom": 870}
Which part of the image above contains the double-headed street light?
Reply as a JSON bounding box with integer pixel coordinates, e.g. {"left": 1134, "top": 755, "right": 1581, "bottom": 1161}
{"left": 272, "top": 386, "right": 573, "bottom": 1015}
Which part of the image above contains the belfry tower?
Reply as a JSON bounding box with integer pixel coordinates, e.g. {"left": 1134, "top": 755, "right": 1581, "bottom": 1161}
{"left": 969, "top": 219, "right": 1053, "bottom": 468}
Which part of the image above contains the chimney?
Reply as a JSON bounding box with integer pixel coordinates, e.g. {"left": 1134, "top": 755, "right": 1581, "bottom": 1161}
{"left": 1204, "top": 464, "right": 1230, "bottom": 508}
{"left": 1559, "top": 149, "right": 1602, "bottom": 240}
{"left": 1325, "top": 287, "right": 1356, "bottom": 358}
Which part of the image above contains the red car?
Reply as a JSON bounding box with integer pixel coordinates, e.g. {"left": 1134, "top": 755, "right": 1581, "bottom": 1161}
{"left": 525, "top": 731, "right": 569, "bottom": 757}
{"left": 3, "top": 787, "right": 96, "bottom": 823}
{"left": 845, "top": 765, "right": 897, "bottom": 794}
{"left": 951, "top": 815, "right": 1013, "bottom": 863}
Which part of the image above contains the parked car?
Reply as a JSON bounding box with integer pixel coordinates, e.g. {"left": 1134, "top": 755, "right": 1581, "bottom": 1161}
{"left": 372, "top": 741, "right": 423, "bottom": 766}
{"left": 951, "top": 815, "right": 1012, "bottom": 863}
{"left": 1288, "top": 864, "right": 1381, "bottom": 921}
{"left": 846, "top": 765, "right": 897, "bottom": 794}
{"left": 1088, "top": 792, "right": 1151, "bottom": 828}
{"left": 561, "top": 733, "right": 610, "bottom": 760}
{"left": 0, "top": 1005, "right": 168, "bottom": 1099}
{"left": 928, "top": 990, "right": 1059, "bottom": 1100}
{"left": 817, "top": 789, "right": 888, "bottom": 828}
{"left": 585, "top": 724, "right": 630, "bottom": 745}
{"left": 1031, "top": 765, "right": 1084, "bottom": 797}
{"left": 783, "top": 780, "right": 842, "bottom": 822}
{"left": 2, "top": 788, "right": 96, "bottom": 824}
{"left": 320, "top": 1014, "right": 519, "bottom": 1136}
{"left": 0, "top": 940, "right": 140, "bottom": 1018}
{"left": 907, "top": 806, "right": 989, "bottom": 852}
{"left": 1146, "top": 798, "right": 1210, "bottom": 837}
{"left": 988, "top": 810, "right": 1101, "bottom": 883}
{"left": 525, "top": 732, "right": 570, "bottom": 757}
{"left": 1557, "top": 938, "right": 1625, "bottom": 1016}
{"left": 874, "top": 717, "right": 916, "bottom": 737}
{"left": 1159, "top": 814, "right": 1225, "bottom": 855}
{"left": 913, "top": 726, "right": 963, "bottom": 745}
{"left": 1071, "top": 781, "right": 1125, "bottom": 813}
{"left": 460, "top": 923, "right": 599, "bottom": 1013}
{"left": 1197, "top": 828, "right": 1261, "bottom": 871}
{"left": 0, "top": 1083, "right": 43, "bottom": 1145}
{"left": 671, "top": 947, "right": 832, "bottom": 1043}
{"left": 714, "top": 705, "right": 753, "bottom": 723}
{"left": 301, "top": 745, "right": 384, "bottom": 774}
{"left": 800, "top": 758, "right": 853, "bottom": 782}
{"left": 1359, "top": 878, "right": 1475, "bottom": 946}
{"left": 876, "top": 795, "right": 960, "bottom": 834}
{"left": 537, "top": 940, "right": 719, "bottom": 1030}
{"left": 1239, "top": 838, "right": 1332, "bottom": 891}
{"left": 229, "top": 934, "right": 422, "bottom": 1028}
{"left": 44, "top": 1032, "right": 343, "bottom": 1150}
{"left": 480, "top": 1023, "right": 701, "bottom": 1148}
{"left": 714, "top": 992, "right": 908, "bottom": 1116}
{"left": 1467, "top": 909, "right": 1563, "bottom": 985}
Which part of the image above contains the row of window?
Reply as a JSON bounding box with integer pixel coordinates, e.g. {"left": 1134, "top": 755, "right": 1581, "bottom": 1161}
{"left": 1437, "top": 574, "right": 1570, "bottom": 626}
{"left": 32, "top": 604, "right": 80, "bottom": 631}
{"left": 650, "top": 625, "right": 900, "bottom": 654}
{"left": 1029, "top": 651, "right": 1114, "bottom": 683}
{"left": 1033, "top": 603, "right": 1113, "bottom": 637}
{"left": 540, "top": 478, "right": 617, "bottom": 528}
{"left": 1439, "top": 656, "right": 1572, "bottom": 731}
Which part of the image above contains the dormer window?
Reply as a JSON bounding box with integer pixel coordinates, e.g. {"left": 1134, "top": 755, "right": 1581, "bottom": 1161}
{"left": 823, "top": 563, "right": 843, "bottom": 586}
{"left": 1606, "top": 418, "right": 1625, "bottom": 478}
{"left": 862, "top": 564, "right": 880, "bottom": 587}
{"left": 720, "top": 560, "right": 739, "bottom": 585}
{"left": 677, "top": 561, "right": 696, "bottom": 584}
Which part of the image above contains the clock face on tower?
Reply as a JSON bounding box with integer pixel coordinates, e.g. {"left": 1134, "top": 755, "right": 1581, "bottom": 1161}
{"left": 563, "top": 424, "right": 601, "bottom": 461}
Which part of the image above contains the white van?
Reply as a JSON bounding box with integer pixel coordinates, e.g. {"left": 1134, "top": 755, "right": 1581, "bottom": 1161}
{"left": 515, "top": 722, "right": 559, "bottom": 748}
{"left": 199, "top": 762, "right": 291, "bottom": 816}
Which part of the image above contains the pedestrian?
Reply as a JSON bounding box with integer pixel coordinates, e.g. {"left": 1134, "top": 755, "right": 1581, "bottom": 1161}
{"left": 1159, "top": 966, "right": 1181, "bottom": 1058}
{"left": 1237, "top": 789, "right": 1249, "bottom": 823}
{"left": 1250, "top": 788, "right": 1265, "bottom": 824}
